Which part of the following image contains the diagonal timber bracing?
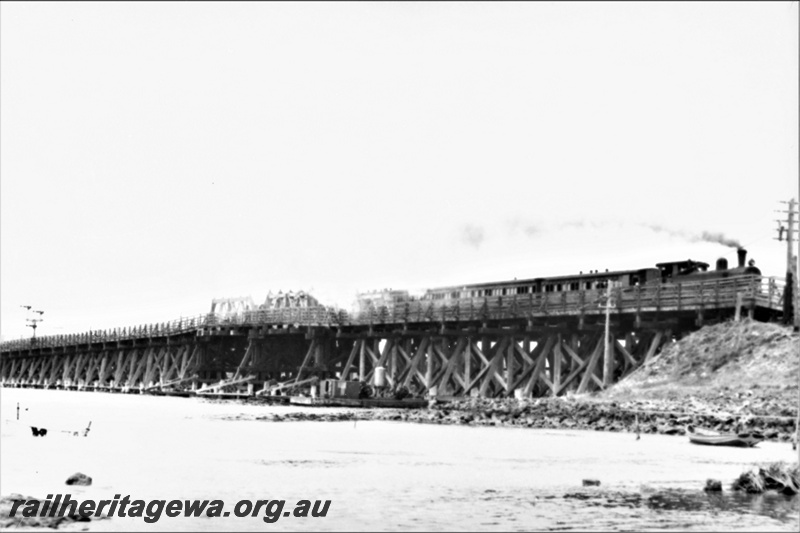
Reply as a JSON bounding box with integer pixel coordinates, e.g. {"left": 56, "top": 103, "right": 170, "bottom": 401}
{"left": 1, "top": 314, "right": 683, "bottom": 399}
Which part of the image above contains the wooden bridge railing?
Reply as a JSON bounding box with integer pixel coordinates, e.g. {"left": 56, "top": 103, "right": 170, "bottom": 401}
{"left": 355, "top": 275, "right": 785, "bottom": 324}
{"left": 0, "top": 314, "right": 210, "bottom": 352}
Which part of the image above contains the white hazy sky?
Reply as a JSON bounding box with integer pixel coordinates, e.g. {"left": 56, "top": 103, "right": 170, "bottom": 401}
{"left": 1, "top": 2, "right": 798, "bottom": 341}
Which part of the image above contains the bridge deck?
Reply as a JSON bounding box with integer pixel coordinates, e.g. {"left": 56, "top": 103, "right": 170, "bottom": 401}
{"left": 0, "top": 275, "right": 788, "bottom": 355}
{"left": 0, "top": 275, "right": 791, "bottom": 400}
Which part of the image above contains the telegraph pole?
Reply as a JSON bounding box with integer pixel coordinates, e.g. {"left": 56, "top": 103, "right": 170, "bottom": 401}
{"left": 24, "top": 308, "right": 44, "bottom": 343}
{"left": 26, "top": 317, "right": 43, "bottom": 339}
{"left": 782, "top": 198, "right": 800, "bottom": 466}
{"left": 790, "top": 54, "right": 800, "bottom": 508}
{"left": 788, "top": 199, "right": 798, "bottom": 330}
{"left": 776, "top": 199, "right": 798, "bottom": 325}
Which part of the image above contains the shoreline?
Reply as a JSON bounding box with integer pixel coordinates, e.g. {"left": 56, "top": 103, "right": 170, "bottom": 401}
{"left": 235, "top": 396, "right": 799, "bottom": 443}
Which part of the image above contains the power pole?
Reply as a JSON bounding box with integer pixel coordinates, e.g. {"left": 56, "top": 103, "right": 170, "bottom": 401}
{"left": 26, "top": 317, "right": 43, "bottom": 340}
{"left": 796, "top": 72, "right": 800, "bottom": 500}
{"left": 25, "top": 308, "right": 44, "bottom": 343}
{"left": 780, "top": 198, "right": 800, "bottom": 468}
{"left": 776, "top": 199, "right": 798, "bottom": 325}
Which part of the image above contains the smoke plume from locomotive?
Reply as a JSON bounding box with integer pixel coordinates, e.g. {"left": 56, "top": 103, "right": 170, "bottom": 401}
{"left": 644, "top": 224, "right": 742, "bottom": 249}
{"left": 700, "top": 231, "right": 742, "bottom": 249}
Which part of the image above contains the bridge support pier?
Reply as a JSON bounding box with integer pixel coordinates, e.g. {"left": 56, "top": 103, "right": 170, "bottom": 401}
{"left": 329, "top": 323, "right": 675, "bottom": 399}
{"left": 0, "top": 339, "right": 203, "bottom": 393}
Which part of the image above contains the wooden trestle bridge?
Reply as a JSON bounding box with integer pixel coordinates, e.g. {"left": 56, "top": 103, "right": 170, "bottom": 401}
{"left": 0, "top": 275, "right": 790, "bottom": 399}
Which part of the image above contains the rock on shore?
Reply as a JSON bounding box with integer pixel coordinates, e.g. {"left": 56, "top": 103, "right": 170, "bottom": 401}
{"left": 732, "top": 462, "right": 800, "bottom": 495}
{"left": 65, "top": 472, "right": 92, "bottom": 486}
{"left": 0, "top": 494, "right": 90, "bottom": 529}
{"left": 239, "top": 394, "right": 795, "bottom": 443}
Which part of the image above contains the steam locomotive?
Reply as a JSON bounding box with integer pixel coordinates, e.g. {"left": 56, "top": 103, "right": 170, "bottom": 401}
{"left": 355, "top": 248, "right": 761, "bottom": 314}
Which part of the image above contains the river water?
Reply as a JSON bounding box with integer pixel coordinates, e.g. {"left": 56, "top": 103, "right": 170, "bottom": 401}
{"left": 0, "top": 388, "right": 797, "bottom": 531}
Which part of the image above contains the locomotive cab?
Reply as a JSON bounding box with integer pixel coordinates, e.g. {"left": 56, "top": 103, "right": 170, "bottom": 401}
{"left": 656, "top": 249, "right": 760, "bottom": 283}
{"left": 655, "top": 259, "right": 710, "bottom": 283}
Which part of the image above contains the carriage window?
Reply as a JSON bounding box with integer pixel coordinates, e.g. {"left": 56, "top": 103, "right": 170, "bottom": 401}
{"left": 570, "top": 282, "right": 579, "bottom": 291}
{"left": 518, "top": 286, "right": 528, "bottom": 294}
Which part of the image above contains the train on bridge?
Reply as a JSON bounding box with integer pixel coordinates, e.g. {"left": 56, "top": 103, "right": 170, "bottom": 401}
{"left": 354, "top": 248, "right": 762, "bottom": 319}
{"left": 0, "top": 246, "right": 788, "bottom": 401}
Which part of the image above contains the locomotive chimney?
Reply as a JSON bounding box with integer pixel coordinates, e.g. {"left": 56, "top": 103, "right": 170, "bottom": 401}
{"left": 737, "top": 248, "right": 746, "bottom": 268}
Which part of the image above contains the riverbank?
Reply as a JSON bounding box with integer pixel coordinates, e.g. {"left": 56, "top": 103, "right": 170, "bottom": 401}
{"left": 602, "top": 319, "right": 799, "bottom": 417}
{"left": 232, "top": 395, "right": 796, "bottom": 442}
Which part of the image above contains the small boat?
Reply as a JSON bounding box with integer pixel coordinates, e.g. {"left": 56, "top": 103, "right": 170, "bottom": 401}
{"left": 289, "top": 396, "right": 427, "bottom": 408}
{"left": 687, "top": 425, "right": 764, "bottom": 447}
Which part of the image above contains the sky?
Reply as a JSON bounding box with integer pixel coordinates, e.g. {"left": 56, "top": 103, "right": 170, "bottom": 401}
{"left": 1, "top": 2, "right": 798, "bottom": 341}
